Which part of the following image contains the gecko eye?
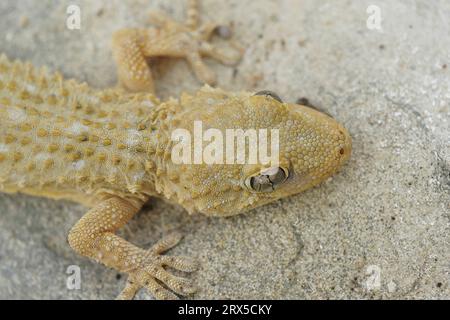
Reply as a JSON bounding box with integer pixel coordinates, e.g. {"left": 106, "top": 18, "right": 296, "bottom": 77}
{"left": 254, "top": 90, "right": 283, "bottom": 103}
{"left": 245, "top": 167, "right": 289, "bottom": 193}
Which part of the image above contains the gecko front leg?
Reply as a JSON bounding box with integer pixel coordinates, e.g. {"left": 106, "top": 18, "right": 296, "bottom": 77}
{"left": 68, "top": 197, "right": 197, "bottom": 300}
{"left": 112, "top": 0, "right": 243, "bottom": 93}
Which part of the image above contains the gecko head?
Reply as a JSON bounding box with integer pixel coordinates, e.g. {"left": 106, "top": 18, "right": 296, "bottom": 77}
{"left": 167, "top": 86, "right": 351, "bottom": 216}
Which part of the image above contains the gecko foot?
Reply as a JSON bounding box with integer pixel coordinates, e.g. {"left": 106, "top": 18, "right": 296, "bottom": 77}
{"left": 112, "top": 0, "right": 243, "bottom": 92}
{"left": 116, "top": 233, "right": 198, "bottom": 300}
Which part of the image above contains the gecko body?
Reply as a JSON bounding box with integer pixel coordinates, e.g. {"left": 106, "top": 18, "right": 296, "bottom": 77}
{"left": 0, "top": 0, "right": 351, "bottom": 299}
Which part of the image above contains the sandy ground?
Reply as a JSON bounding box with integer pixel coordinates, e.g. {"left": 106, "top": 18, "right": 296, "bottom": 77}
{"left": 0, "top": 0, "right": 449, "bottom": 299}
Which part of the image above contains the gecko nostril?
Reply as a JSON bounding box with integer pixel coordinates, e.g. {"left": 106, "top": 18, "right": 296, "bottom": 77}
{"left": 339, "top": 148, "right": 345, "bottom": 155}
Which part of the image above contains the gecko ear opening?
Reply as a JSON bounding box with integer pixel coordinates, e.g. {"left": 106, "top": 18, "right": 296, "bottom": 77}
{"left": 254, "top": 90, "right": 283, "bottom": 103}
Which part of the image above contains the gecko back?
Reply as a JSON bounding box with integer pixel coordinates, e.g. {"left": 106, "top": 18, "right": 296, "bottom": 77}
{"left": 0, "top": 55, "right": 161, "bottom": 205}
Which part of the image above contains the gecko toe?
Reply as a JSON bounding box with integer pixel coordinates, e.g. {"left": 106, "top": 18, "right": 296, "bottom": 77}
{"left": 145, "top": 278, "right": 179, "bottom": 300}
{"left": 160, "top": 255, "right": 199, "bottom": 272}
{"left": 150, "top": 267, "right": 196, "bottom": 296}
{"left": 150, "top": 232, "right": 183, "bottom": 254}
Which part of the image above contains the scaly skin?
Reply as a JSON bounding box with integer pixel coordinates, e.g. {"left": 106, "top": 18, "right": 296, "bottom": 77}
{"left": 0, "top": 0, "right": 351, "bottom": 299}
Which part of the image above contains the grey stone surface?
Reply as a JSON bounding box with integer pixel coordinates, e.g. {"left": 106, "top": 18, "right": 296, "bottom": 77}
{"left": 0, "top": 0, "right": 449, "bottom": 299}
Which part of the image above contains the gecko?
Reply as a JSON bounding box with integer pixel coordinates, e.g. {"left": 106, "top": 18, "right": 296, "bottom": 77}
{"left": 0, "top": 0, "right": 352, "bottom": 299}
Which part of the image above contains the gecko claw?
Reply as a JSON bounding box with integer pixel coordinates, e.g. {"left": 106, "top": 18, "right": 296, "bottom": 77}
{"left": 214, "top": 25, "right": 233, "bottom": 39}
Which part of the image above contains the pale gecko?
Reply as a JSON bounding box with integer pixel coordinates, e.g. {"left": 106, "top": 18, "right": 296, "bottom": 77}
{"left": 0, "top": 0, "right": 352, "bottom": 299}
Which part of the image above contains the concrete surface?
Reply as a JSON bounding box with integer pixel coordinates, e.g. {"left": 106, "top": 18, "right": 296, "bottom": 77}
{"left": 0, "top": 0, "right": 449, "bottom": 299}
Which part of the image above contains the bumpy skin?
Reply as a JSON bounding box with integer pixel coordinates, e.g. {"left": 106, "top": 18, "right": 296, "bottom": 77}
{"left": 0, "top": 0, "right": 351, "bottom": 299}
